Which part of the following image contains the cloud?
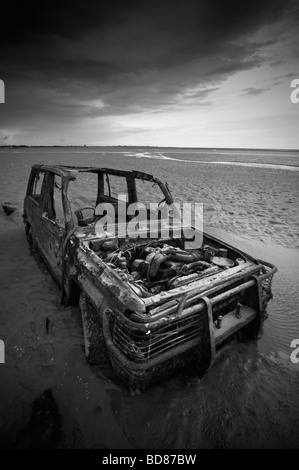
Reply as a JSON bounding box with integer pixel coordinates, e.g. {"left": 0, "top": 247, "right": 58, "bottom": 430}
{"left": 241, "top": 85, "right": 272, "bottom": 96}
{"left": 0, "top": 0, "right": 298, "bottom": 144}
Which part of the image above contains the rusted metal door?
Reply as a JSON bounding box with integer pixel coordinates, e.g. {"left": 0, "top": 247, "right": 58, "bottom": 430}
{"left": 26, "top": 169, "right": 66, "bottom": 283}
{"left": 39, "top": 172, "right": 66, "bottom": 282}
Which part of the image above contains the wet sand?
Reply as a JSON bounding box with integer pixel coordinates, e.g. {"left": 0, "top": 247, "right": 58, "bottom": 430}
{"left": 0, "top": 147, "right": 299, "bottom": 448}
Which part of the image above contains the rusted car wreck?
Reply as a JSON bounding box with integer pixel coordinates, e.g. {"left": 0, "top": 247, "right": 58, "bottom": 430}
{"left": 23, "top": 164, "right": 277, "bottom": 388}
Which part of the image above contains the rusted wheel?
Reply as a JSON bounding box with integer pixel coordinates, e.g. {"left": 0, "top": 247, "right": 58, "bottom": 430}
{"left": 79, "top": 292, "right": 110, "bottom": 366}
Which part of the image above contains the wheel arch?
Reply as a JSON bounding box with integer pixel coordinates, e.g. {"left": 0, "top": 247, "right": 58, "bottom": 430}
{"left": 67, "top": 278, "right": 82, "bottom": 305}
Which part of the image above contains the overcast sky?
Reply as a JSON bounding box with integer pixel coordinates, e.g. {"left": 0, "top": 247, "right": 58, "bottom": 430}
{"left": 0, "top": 0, "right": 298, "bottom": 148}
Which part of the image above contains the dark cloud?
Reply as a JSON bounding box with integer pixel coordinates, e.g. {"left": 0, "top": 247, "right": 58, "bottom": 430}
{"left": 1, "top": 0, "right": 292, "bottom": 70}
{"left": 241, "top": 86, "right": 271, "bottom": 96}
{"left": 0, "top": 0, "right": 298, "bottom": 137}
{"left": 241, "top": 77, "right": 282, "bottom": 96}
{"left": 283, "top": 72, "right": 299, "bottom": 79}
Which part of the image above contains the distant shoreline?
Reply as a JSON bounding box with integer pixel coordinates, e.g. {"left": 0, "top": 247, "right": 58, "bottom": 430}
{"left": 0, "top": 145, "right": 299, "bottom": 152}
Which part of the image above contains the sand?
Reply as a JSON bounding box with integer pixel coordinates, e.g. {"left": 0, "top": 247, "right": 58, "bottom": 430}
{"left": 0, "top": 147, "right": 299, "bottom": 448}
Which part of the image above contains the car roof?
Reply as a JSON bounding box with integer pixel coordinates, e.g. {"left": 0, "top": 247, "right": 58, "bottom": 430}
{"left": 32, "top": 164, "right": 161, "bottom": 183}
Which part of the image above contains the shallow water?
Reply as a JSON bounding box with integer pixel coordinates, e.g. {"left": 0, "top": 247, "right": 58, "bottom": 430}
{"left": 0, "top": 147, "right": 299, "bottom": 448}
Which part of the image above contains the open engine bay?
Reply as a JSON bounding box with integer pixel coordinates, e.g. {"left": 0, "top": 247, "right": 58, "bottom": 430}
{"left": 88, "top": 234, "right": 247, "bottom": 299}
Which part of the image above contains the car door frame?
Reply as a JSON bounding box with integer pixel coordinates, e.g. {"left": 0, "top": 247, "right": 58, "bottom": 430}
{"left": 24, "top": 168, "right": 74, "bottom": 285}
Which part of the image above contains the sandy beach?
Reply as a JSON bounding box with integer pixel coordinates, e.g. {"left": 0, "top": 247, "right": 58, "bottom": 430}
{"left": 0, "top": 147, "right": 299, "bottom": 448}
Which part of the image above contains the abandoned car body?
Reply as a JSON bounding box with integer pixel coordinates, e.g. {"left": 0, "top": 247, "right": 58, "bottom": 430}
{"left": 23, "top": 164, "right": 277, "bottom": 388}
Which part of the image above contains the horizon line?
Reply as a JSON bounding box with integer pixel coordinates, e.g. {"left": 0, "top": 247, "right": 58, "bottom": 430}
{"left": 0, "top": 144, "right": 299, "bottom": 152}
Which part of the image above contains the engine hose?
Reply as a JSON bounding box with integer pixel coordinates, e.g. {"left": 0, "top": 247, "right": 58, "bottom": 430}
{"left": 167, "top": 252, "right": 202, "bottom": 264}
{"left": 147, "top": 250, "right": 203, "bottom": 279}
{"left": 148, "top": 253, "right": 171, "bottom": 278}
{"left": 182, "top": 260, "right": 211, "bottom": 273}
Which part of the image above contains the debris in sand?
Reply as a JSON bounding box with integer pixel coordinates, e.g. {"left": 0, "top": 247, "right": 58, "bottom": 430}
{"left": 2, "top": 202, "right": 17, "bottom": 215}
{"left": 45, "top": 317, "right": 50, "bottom": 333}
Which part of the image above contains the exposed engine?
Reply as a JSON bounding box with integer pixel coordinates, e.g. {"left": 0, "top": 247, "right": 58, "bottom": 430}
{"left": 89, "top": 236, "right": 242, "bottom": 298}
